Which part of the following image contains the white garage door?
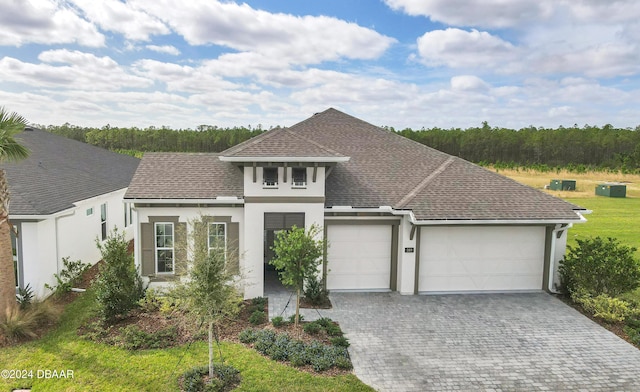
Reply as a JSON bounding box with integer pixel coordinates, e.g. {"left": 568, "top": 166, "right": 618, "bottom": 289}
{"left": 419, "top": 226, "right": 545, "bottom": 292}
{"left": 327, "top": 225, "right": 392, "bottom": 291}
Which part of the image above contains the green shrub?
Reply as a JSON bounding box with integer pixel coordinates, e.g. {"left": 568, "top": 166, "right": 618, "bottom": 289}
{"left": 238, "top": 328, "right": 258, "bottom": 344}
{"left": 251, "top": 296, "right": 267, "bottom": 308}
{"left": 271, "top": 316, "right": 284, "bottom": 327}
{"left": 249, "top": 310, "right": 266, "bottom": 325}
{"left": 254, "top": 329, "right": 277, "bottom": 354}
{"left": 288, "top": 314, "right": 303, "bottom": 324}
{"left": 94, "top": 230, "right": 144, "bottom": 323}
{"left": 0, "top": 301, "right": 59, "bottom": 343}
{"left": 330, "top": 336, "right": 350, "bottom": 348}
{"left": 303, "top": 321, "right": 321, "bottom": 335}
{"left": 137, "top": 288, "right": 163, "bottom": 312}
{"left": 325, "top": 323, "right": 343, "bottom": 337}
{"left": 315, "top": 317, "right": 333, "bottom": 329}
{"left": 574, "top": 292, "right": 634, "bottom": 323}
{"left": 16, "top": 283, "right": 34, "bottom": 309}
{"left": 267, "top": 333, "right": 292, "bottom": 361}
{"left": 44, "top": 257, "right": 90, "bottom": 296}
{"left": 181, "top": 364, "right": 240, "bottom": 392}
{"left": 559, "top": 237, "right": 640, "bottom": 297}
{"left": 304, "top": 276, "right": 329, "bottom": 306}
{"left": 119, "top": 325, "right": 177, "bottom": 350}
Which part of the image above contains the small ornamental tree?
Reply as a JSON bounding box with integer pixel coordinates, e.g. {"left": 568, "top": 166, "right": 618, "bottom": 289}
{"left": 559, "top": 236, "right": 640, "bottom": 297}
{"left": 94, "top": 229, "right": 144, "bottom": 323}
{"left": 176, "top": 216, "right": 242, "bottom": 379}
{"left": 270, "top": 224, "right": 324, "bottom": 328}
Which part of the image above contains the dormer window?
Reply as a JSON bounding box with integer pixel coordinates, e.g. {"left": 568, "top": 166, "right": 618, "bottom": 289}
{"left": 263, "top": 167, "right": 278, "bottom": 187}
{"left": 292, "top": 168, "right": 307, "bottom": 188}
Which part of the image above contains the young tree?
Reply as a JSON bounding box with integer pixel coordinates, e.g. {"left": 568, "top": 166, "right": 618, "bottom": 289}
{"left": 94, "top": 229, "right": 144, "bottom": 323}
{"left": 177, "top": 216, "right": 242, "bottom": 379}
{"left": 270, "top": 224, "right": 324, "bottom": 328}
{"left": 0, "top": 107, "right": 29, "bottom": 315}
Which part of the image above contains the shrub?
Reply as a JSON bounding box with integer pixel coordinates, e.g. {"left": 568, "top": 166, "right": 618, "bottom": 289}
{"left": 137, "top": 288, "right": 163, "bottom": 312}
{"left": 267, "top": 334, "right": 292, "bottom": 361}
{"left": 325, "top": 323, "right": 343, "bottom": 337}
{"left": 304, "top": 276, "right": 329, "bottom": 306}
{"left": 271, "top": 316, "right": 284, "bottom": 327}
{"left": 559, "top": 237, "right": 640, "bottom": 297}
{"left": 574, "top": 292, "right": 634, "bottom": 323}
{"left": 315, "top": 317, "right": 333, "bottom": 329}
{"left": 44, "top": 257, "right": 90, "bottom": 296}
{"left": 288, "top": 314, "right": 303, "bottom": 324}
{"left": 251, "top": 296, "right": 267, "bottom": 309}
{"left": 254, "top": 329, "right": 277, "bottom": 354}
{"left": 16, "top": 283, "right": 34, "bottom": 309}
{"left": 0, "top": 301, "right": 59, "bottom": 343}
{"left": 303, "top": 321, "right": 321, "bottom": 335}
{"left": 238, "top": 328, "right": 258, "bottom": 344}
{"left": 249, "top": 310, "right": 266, "bottom": 325}
{"left": 330, "top": 336, "right": 350, "bottom": 348}
{"left": 181, "top": 364, "right": 240, "bottom": 392}
{"left": 119, "top": 325, "right": 177, "bottom": 350}
{"left": 94, "top": 230, "right": 144, "bottom": 323}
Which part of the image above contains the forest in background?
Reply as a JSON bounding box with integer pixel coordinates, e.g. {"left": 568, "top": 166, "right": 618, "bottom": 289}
{"left": 39, "top": 122, "right": 640, "bottom": 172}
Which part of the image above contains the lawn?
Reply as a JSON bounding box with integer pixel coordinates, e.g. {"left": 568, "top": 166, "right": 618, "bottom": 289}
{"left": 0, "top": 290, "right": 373, "bottom": 392}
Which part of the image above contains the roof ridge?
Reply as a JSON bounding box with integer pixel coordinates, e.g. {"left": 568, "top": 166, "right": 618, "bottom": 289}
{"left": 282, "top": 128, "right": 343, "bottom": 157}
{"left": 220, "top": 127, "right": 283, "bottom": 156}
{"left": 396, "top": 156, "right": 456, "bottom": 208}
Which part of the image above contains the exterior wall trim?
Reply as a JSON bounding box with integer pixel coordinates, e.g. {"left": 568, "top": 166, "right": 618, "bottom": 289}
{"left": 245, "top": 196, "right": 325, "bottom": 203}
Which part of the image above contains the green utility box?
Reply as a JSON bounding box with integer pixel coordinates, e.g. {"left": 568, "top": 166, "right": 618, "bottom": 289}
{"left": 595, "top": 183, "right": 627, "bottom": 198}
{"left": 549, "top": 179, "right": 576, "bottom": 191}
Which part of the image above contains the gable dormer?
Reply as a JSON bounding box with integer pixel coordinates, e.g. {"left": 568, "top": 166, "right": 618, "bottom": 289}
{"left": 219, "top": 127, "right": 349, "bottom": 198}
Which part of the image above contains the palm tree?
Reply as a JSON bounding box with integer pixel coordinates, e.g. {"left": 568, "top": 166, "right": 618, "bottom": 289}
{"left": 0, "top": 107, "right": 29, "bottom": 314}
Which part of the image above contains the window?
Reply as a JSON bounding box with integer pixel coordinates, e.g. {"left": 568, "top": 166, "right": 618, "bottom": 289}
{"left": 155, "top": 223, "right": 174, "bottom": 273}
{"left": 292, "top": 168, "right": 307, "bottom": 187}
{"left": 128, "top": 204, "right": 133, "bottom": 226}
{"left": 263, "top": 167, "right": 278, "bottom": 187}
{"left": 208, "top": 223, "right": 226, "bottom": 260}
{"left": 123, "top": 203, "right": 133, "bottom": 228}
{"left": 100, "top": 203, "right": 107, "bottom": 240}
{"left": 11, "top": 225, "right": 18, "bottom": 288}
{"left": 86, "top": 207, "right": 93, "bottom": 216}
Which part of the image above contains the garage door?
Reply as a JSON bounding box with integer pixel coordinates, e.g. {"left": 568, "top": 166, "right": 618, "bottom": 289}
{"left": 419, "top": 226, "right": 545, "bottom": 292}
{"left": 327, "top": 225, "right": 392, "bottom": 291}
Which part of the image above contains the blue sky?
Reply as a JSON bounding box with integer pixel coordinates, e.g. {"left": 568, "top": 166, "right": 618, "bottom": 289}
{"left": 1, "top": 0, "right": 640, "bottom": 130}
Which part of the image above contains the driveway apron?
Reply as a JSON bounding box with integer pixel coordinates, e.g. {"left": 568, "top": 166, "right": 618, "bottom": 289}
{"left": 325, "top": 292, "right": 640, "bottom": 391}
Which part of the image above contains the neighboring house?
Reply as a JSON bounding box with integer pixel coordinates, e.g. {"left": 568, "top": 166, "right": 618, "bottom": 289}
{"left": 3, "top": 128, "right": 140, "bottom": 297}
{"left": 125, "top": 108, "right": 586, "bottom": 298}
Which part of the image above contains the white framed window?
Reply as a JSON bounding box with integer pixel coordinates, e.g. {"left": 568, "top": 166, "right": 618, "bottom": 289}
{"left": 86, "top": 207, "right": 93, "bottom": 216}
{"left": 11, "top": 225, "right": 18, "bottom": 288}
{"left": 123, "top": 203, "right": 133, "bottom": 228}
{"left": 155, "top": 222, "right": 174, "bottom": 273}
{"left": 208, "top": 223, "right": 227, "bottom": 261}
{"left": 292, "top": 167, "right": 307, "bottom": 188}
{"left": 263, "top": 167, "right": 278, "bottom": 187}
{"left": 100, "top": 203, "right": 107, "bottom": 240}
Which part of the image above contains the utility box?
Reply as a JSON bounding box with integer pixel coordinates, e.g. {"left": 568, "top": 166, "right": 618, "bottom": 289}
{"left": 549, "top": 179, "right": 576, "bottom": 191}
{"left": 595, "top": 183, "right": 627, "bottom": 198}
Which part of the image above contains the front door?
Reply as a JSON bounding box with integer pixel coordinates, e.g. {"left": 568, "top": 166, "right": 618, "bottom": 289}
{"left": 263, "top": 213, "right": 305, "bottom": 266}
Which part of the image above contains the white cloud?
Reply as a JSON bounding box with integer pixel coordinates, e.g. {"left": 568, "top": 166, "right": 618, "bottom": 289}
{"left": 69, "top": 0, "right": 169, "bottom": 41}
{"left": 0, "top": 0, "right": 104, "bottom": 47}
{"left": 146, "top": 45, "right": 181, "bottom": 55}
{"left": 417, "top": 29, "right": 520, "bottom": 69}
{"left": 384, "top": 0, "right": 553, "bottom": 28}
{"left": 450, "top": 75, "right": 490, "bottom": 91}
{"left": 0, "top": 50, "right": 152, "bottom": 90}
{"left": 132, "top": 0, "right": 396, "bottom": 65}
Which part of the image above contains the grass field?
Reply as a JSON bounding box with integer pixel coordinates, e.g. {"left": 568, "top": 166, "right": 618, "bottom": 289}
{"left": 491, "top": 168, "right": 640, "bottom": 256}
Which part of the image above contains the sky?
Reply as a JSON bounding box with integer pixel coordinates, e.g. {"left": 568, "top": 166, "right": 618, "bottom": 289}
{"left": 1, "top": 0, "right": 640, "bottom": 130}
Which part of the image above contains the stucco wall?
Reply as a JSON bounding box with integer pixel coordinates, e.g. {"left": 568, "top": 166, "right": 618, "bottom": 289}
{"left": 244, "top": 166, "right": 325, "bottom": 197}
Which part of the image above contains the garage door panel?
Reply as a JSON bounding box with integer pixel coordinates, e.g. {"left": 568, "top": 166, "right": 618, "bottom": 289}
{"left": 419, "top": 226, "right": 545, "bottom": 292}
{"left": 327, "top": 225, "right": 391, "bottom": 291}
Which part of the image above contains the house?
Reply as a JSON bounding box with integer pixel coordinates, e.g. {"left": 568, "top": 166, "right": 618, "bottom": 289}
{"left": 3, "top": 128, "right": 140, "bottom": 297}
{"left": 125, "top": 108, "right": 586, "bottom": 298}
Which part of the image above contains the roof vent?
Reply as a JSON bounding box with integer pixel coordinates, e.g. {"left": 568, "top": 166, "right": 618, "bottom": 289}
{"left": 24, "top": 126, "right": 34, "bottom": 131}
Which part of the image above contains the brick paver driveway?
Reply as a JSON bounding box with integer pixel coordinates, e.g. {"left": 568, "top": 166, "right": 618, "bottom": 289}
{"left": 327, "top": 292, "right": 640, "bottom": 391}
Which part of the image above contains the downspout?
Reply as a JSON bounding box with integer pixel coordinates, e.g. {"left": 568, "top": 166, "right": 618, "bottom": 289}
{"left": 548, "top": 223, "right": 572, "bottom": 293}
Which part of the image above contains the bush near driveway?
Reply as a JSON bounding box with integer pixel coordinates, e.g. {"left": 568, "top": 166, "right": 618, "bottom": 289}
{"left": 559, "top": 236, "right": 640, "bottom": 297}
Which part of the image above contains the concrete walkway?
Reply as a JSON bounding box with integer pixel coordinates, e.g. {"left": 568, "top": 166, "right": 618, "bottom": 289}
{"left": 266, "top": 286, "right": 640, "bottom": 391}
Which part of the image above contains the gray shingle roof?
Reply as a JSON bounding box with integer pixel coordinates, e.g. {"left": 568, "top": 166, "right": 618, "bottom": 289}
{"left": 2, "top": 129, "right": 140, "bottom": 215}
{"left": 221, "top": 127, "right": 345, "bottom": 159}
{"left": 126, "top": 108, "right": 583, "bottom": 221}
{"left": 125, "top": 153, "right": 243, "bottom": 199}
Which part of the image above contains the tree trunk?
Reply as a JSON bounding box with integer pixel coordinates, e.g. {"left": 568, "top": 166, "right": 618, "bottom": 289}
{"left": 208, "top": 321, "right": 214, "bottom": 378}
{"left": 0, "top": 169, "right": 16, "bottom": 316}
{"left": 295, "top": 287, "right": 301, "bottom": 329}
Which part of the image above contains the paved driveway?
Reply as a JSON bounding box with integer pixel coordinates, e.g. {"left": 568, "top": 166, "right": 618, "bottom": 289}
{"left": 325, "top": 292, "right": 640, "bottom": 391}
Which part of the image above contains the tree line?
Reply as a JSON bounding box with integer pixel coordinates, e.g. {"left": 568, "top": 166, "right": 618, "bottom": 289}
{"left": 40, "top": 122, "right": 640, "bottom": 171}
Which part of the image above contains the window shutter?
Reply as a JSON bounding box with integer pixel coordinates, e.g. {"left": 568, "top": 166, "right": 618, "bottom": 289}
{"left": 227, "top": 222, "right": 240, "bottom": 274}
{"left": 174, "top": 222, "right": 187, "bottom": 275}
{"left": 140, "top": 222, "right": 154, "bottom": 276}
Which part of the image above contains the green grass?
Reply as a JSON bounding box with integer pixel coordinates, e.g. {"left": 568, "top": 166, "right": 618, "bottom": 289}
{"left": 0, "top": 291, "right": 373, "bottom": 392}
{"left": 565, "top": 197, "right": 640, "bottom": 258}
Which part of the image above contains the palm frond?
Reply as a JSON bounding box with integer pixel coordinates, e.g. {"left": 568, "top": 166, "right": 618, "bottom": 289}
{"left": 0, "top": 107, "right": 30, "bottom": 162}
